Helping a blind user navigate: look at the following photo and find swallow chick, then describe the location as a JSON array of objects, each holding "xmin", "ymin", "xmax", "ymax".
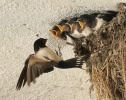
[
  {"xmin": 16, "ymin": 38, "xmax": 88, "ymax": 90},
  {"xmin": 93, "ymin": 10, "xmax": 118, "ymax": 31},
  {"xmin": 72, "ymin": 13, "xmax": 101, "ymax": 37},
  {"xmin": 76, "ymin": 13, "xmax": 100, "ymax": 37},
  {"xmin": 55, "ymin": 15, "xmax": 95, "ymax": 43},
  {"xmin": 60, "ymin": 17, "xmax": 78, "ymax": 45},
  {"xmin": 50, "ymin": 18, "xmax": 78, "ymax": 45},
  {"xmin": 54, "ymin": 15, "xmax": 97, "ymax": 41},
  {"xmin": 50, "ymin": 20, "xmax": 68, "ymax": 38},
  {"xmin": 76, "ymin": 11, "xmax": 118, "ymax": 37}
]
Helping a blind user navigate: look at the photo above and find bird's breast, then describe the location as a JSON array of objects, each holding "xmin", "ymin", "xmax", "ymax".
[
  {"xmin": 72, "ymin": 29, "xmax": 83, "ymax": 38},
  {"xmin": 36, "ymin": 49, "xmax": 50, "ymax": 61},
  {"xmin": 36, "ymin": 47, "xmax": 63, "ymax": 62},
  {"xmin": 81, "ymin": 27, "xmax": 93, "ymax": 37},
  {"xmin": 93, "ymin": 18, "xmax": 105, "ymax": 31}
]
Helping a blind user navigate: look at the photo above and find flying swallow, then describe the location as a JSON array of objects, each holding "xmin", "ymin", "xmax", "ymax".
[{"xmin": 16, "ymin": 38, "xmax": 88, "ymax": 90}]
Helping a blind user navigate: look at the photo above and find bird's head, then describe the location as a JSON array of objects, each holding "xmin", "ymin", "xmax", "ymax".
[
  {"xmin": 50, "ymin": 24, "xmax": 63, "ymax": 38},
  {"xmin": 50, "ymin": 20, "xmax": 68, "ymax": 38},
  {"xmin": 34, "ymin": 38, "xmax": 47, "ymax": 53},
  {"xmin": 76, "ymin": 20, "xmax": 85, "ymax": 30},
  {"xmin": 78, "ymin": 14, "xmax": 89, "ymax": 23},
  {"xmin": 76, "ymin": 14, "xmax": 89, "ymax": 30}
]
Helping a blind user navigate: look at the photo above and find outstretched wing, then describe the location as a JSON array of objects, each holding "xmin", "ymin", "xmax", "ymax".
[
  {"xmin": 55, "ymin": 55, "xmax": 89, "ymax": 69},
  {"xmin": 16, "ymin": 55, "xmax": 31, "ymax": 90},
  {"xmin": 16, "ymin": 55, "xmax": 57, "ymax": 90}
]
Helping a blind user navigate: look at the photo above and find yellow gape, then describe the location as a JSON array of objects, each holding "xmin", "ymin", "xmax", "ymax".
[
  {"xmin": 56, "ymin": 24, "xmax": 63, "ymax": 33},
  {"xmin": 76, "ymin": 21, "xmax": 85, "ymax": 29},
  {"xmin": 50, "ymin": 30, "xmax": 57, "ymax": 37},
  {"xmin": 50, "ymin": 24, "xmax": 63, "ymax": 37}
]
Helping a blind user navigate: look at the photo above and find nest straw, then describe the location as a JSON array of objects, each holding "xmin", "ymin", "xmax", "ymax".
[{"xmin": 73, "ymin": 3, "xmax": 126, "ymax": 100}]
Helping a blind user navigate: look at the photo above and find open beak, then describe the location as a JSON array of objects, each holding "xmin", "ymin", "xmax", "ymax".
[
  {"xmin": 56, "ymin": 24, "xmax": 63, "ymax": 33},
  {"xmin": 50, "ymin": 24, "xmax": 63, "ymax": 38},
  {"xmin": 50, "ymin": 30, "xmax": 57, "ymax": 37},
  {"xmin": 76, "ymin": 21, "xmax": 85, "ymax": 29}
]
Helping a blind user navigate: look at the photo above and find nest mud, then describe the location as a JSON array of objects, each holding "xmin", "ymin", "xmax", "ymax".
[{"xmin": 73, "ymin": 3, "xmax": 126, "ymax": 100}]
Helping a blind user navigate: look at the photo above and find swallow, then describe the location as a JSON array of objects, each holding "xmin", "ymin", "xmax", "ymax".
[
  {"xmin": 58, "ymin": 16, "xmax": 93, "ymax": 44},
  {"xmin": 16, "ymin": 38, "xmax": 88, "ymax": 90},
  {"xmin": 62, "ymin": 11, "xmax": 118, "ymax": 44},
  {"xmin": 76, "ymin": 11, "xmax": 118, "ymax": 37},
  {"xmin": 50, "ymin": 18, "xmax": 78, "ymax": 45},
  {"xmin": 50, "ymin": 16, "xmax": 94, "ymax": 44},
  {"xmin": 50, "ymin": 20, "xmax": 68, "ymax": 38},
  {"xmin": 60, "ymin": 17, "xmax": 78, "ymax": 45}
]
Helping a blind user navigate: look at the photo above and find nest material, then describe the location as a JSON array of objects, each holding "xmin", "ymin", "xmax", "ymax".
[{"xmin": 73, "ymin": 3, "xmax": 126, "ymax": 100}]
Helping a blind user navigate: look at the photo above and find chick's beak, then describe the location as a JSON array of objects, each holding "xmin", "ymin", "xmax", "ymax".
[
  {"xmin": 56, "ymin": 24, "xmax": 63, "ymax": 33},
  {"xmin": 50, "ymin": 30, "xmax": 57, "ymax": 37},
  {"xmin": 76, "ymin": 20, "xmax": 85, "ymax": 29}
]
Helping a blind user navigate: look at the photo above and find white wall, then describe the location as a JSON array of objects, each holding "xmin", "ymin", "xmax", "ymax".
[{"xmin": 0, "ymin": 0, "xmax": 125, "ymax": 100}]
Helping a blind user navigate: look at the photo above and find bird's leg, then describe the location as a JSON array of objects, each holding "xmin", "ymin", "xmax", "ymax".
[
  {"xmin": 58, "ymin": 44, "xmax": 62, "ymax": 57},
  {"xmin": 55, "ymin": 50, "xmax": 59, "ymax": 55},
  {"xmin": 55, "ymin": 44, "xmax": 62, "ymax": 57}
]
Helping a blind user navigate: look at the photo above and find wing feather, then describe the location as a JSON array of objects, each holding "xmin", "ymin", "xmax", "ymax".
[
  {"xmin": 16, "ymin": 55, "xmax": 57, "ymax": 90},
  {"xmin": 16, "ymin": 55, "xmax": 31, "ymax": 90},
  {"xmin": 56, "ymin": 55, "xmax": 89, "ymax": 69}
]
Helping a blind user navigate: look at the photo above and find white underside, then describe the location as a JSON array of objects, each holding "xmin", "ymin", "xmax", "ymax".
[
  {"xmin": 71, "ymin": 29, "xmax": 83, "ymax": 38},
  {"xmin": 36, "ymin": 47, "xmax": 63, "ymax": 62},
  {"xmin": 93, "ymin": 18, "xmax": 105, "ymax": 31},
  {"xmin": 72, "ymin": 28, "xmax": 93, "ymax": 37},
  {"xmin": 81, "ymin": 27, "xmax": 93, "ymax": 37}
]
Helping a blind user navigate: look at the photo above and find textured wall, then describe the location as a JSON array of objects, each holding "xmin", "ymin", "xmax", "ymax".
[{"xmin": 0, "ymin": 0, "xmax": 125, "ymax": 100}]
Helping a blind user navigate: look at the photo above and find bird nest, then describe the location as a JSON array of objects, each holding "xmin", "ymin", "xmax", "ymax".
[{"xmin": 73, "ymin": 3, "xmax": 126, "ymax": 100}]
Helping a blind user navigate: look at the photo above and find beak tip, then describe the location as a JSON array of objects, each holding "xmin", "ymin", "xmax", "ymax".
[{"xmin": 50, "ymin": 30, "xmax": 57, "ymax": 37}]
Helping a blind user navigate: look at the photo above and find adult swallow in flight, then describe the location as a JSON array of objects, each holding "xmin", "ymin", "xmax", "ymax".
[{"xmin": 16, "ymin": 38, "xmax": 88, "ymax": 90}]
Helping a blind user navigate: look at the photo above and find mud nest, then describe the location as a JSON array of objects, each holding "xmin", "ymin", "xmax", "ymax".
[{"xmin": 73, "ymin": 3, "xmax": 126, "ymax": 100}]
